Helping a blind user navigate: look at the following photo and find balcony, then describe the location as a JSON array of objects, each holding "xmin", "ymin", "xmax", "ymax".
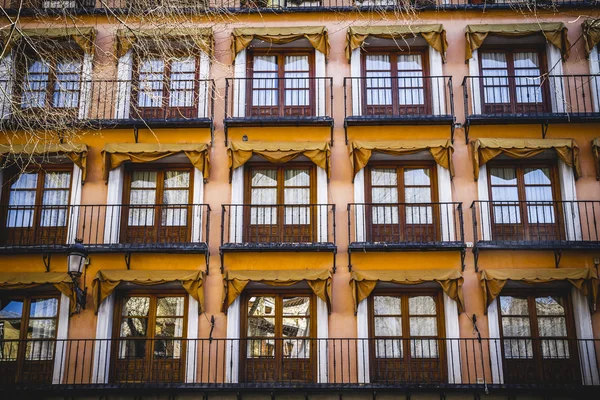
[
  {"xmin": 343, "ymin": 76, "xmax": 455, "ymax": 141},
  {"xmin": 0, "ymin": 0, "xmax": 596, "ymax": 14},
  {"xmin": 0, "ymin": 337, "xmax": 598, "ymax": 393},
  {"xmin": 347, "ymin": 202, "xmax": 466, "ymax": 270},
  {"xmin": 0, "ymin": 204, "xmax": 211, "ymax": 257},
  {"xmin": 0, "ymin": 79, "xmax": 215, "ymax": 134},
  {"xmin": 471, "ymin": 200, "xmax": 600, "ymax": 269},
  {"xmin": 223, "ymin": 77, "xmax": 333, "ymax": 144},
  {"xmin": 462, "ymin": 75, "xmax": 600, "ymax": 141}
]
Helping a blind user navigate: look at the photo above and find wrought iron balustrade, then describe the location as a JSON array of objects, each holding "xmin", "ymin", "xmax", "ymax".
[
  {"xmin": 0, "ymin": 337, "xmax": 598, "ymax": 390},
  {"xmin": 0, "ymin": 204, "xmax": 211, "ymax": 253}
]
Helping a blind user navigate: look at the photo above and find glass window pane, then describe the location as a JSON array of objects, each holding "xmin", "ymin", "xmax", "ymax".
[
  {"xmin": 29, "ymin": 298, "xmax": 58, "ymax": 318},
  {"xmin": 366, "ymin": 55, "xmax": 391, "ymax": 71},
  {"xmin": 283, "ymin": 296, "xmax": 310, "ymax": 316},
  {"xmin": 408, "ymin": 296, "xmax": 436, "ymax": 315},
  {"xmin": 284, "ymin": 169, "xmax": 310, "ymax": 187},
  {"xmin": 27, "ymin": 319, "xmax": 57, "ymax": 339},
  {"xmin": 164, "ymin": 171, "xmax": 190, "ymax": 188},
  {"xmin": 524, "ymin": 168, "xmax": 552, "ymax": 185},
  {"xmin": 482, "ymin": 52, "xmax": 508, "ymax": 69},
  {"xmin": 163, "ymin": 190, "xmax": 189, "ymax": 205},
  {"xmin": 282, "ymin": 317, "xmax": 310, "ymax": 337},
  {"xmin": 375, "ymin": 338, "xmax": 402, "ymax": 358},
  {"xmin": 535, "ymin": 296, "xmax": 565, "ymax": 316},
  {"xmin": 11, "ymin": 172, "xmax": 38, "ymax": 189},
  {"xmin": 410, "ymin": 338, "xmax": 438, "ymax": 358},
  {"xmin": 404, "ymin": 187, "xmax": 431, "ymax": 204},
  {"xmin": 131, "ymin": 171, "xmax": 157, "ymax": 188},
  {"xmin": 155, "ymin": 317, "xmax": 184, "ymax": 338},
  {"xmin": 374, "ymin": 296, "xmax": 401, "ymax": 315},
  {"xmin": 248, "ymin": 297, "xmax": 275, "ymax": 316},
  {"xmin": 538, "ymin": 316, "xmax": 567, "ymax": 337},
  {"xmin": 500, "ymin": 296, "xmax": 529, "ymax": 315},
  {"xmin": 0, "ymin": 299, "xmax": 23, "ymax": 318},
  {"xmin": 122, "ymin": 297, "xmax": 150, "ymax": 317},
  {"xmin": 118, "ymin": 340, "xmax": 146, "ymax": 359},
  {"xmin": 514, "ymin": 52, "xmax": 540, "ymax": 69},
  {"xmin": 247, "ymin": 338, "xmax": 275, "ymax": 358},
  {"xmin": 374, "ymin": 316, "xmax": 402, "ymax": 336},
  {"xmin": 371, "ymin": 168, "xmax": 397, "ymax": 186},
  {"xmin": 252, "ymin": 169, "xmax": 277, "ymax": 187},
  {"xmin": 490, "ymin": 168, "xmax": 517, "ymax": 186},
  {"xmin": 44, "ymin": 172, "xmax": 71, "ymax": 189},
  {"xmin": 156, "ymin": 297, "xmax": 185, "ymax": 317},
  {"xmin": 120, "ymin": 318, "xmax": 148, "ymax": 337},
  {"xmin": 247, "ymin": 317, "xmax": 275, "ymax": 337},
  {"xmin": 169, "ymin": 57, "xmax": 196, "ymax": 107},
  {"xmin": 372, "ymin": 187, "xmax": 398, "ymax": 204},
  {"xmin": 409, "ymin": 316, "xmax": 438, "ymax": 336},
  {"xmin": 541, "ymin": 339, "xmax": 570, "ymax": 359},
  {"xmin": 138, "ymin": 59, "xmax": 164, "ymax": 108},
  {"xmin": 397, "ymin": 54, "xmax": 423, "ymax": 71},
  {"xmin": 284, "ymin": 55, "xmax": 309, "ymax": 72},
  {"xmin": 154, "ymin": 339, "xmax": 182, "ymax": 358},
  {"xmin": 502, "ymin": 316, "xmax": 531, "ymax": 337},
  {"xmin": 404, "ymin": 168, "xmax": 430, "ymax": 186},
  {"xmin": 504, "ymin": 339, "xmax": 533, "ymax": 359},
  {"xmin": 254, "ymin": 55, "xmax": 278, "ymax": 72}
]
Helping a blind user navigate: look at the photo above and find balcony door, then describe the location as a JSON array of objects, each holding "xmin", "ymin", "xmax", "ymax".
[
  {"xmin": 244, "ymin": 165, "xmax": 315, "ymax": 244},
  {"xmin": 242, "ymin": 293, "xmax": 316, "ymax": 383},
  {"xmin": 133, "ymin": 55, "xmax": 199, "ymax": 120},
  {"xmin": 369, "ymin": 292, "xmax": 446, "ymax": 383},
  {"xmin": 248, "ymin": 51, "xmax": 314, "ymax": 118},
  {"xmin": 1, "ymin": 168, "xmax": 72, "ymax": 246},
  {"xmin": 487, "ymin": 164, "xmax": 562, "ymax": 242},
  {"xmin": 498, "ymin": 293, "xmax": 580, "ymax": 384},
  {"xmin": 112, "ymin": 294, "xmax": 187, "ymax": 383},
  {"xmin": 362, "ymin": 50, "xmax": 429, "ymax": 117},
  {"xmin": 366, "ymin": 164, "xmax": 438, "ymax": 243},
  {"xmin": 479, "ymin": 49, "xmax": 550, "ymax": 115},
  {"xmin": 121, "ymin": 166, "xmax": 193, "ymax": 245},
  {"xmin": 0, "ymin": 295, "xmax": 60, "ymax": 385}
]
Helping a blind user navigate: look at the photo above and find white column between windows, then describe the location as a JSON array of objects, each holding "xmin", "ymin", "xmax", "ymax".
[
  {"xmin": 191, "ymin": 168, "xmax": 205, "ymax": 243},
  {"xmin": 230, "ymin": 166, "xmax": 244, "ymax": 243},
  {"xmin": 198, "ymin": 51, "xmax": 210, "ymax": 119},
  {"xmin": 353, "ymin": 169, "xmax": 366, "ymax": 243},
  {"xmin": 115, "ymin": 50, "xmax": 133, "ymax": 119},
  {"xmin": 316, "ymin": 298, "xmax": 329, "ymax": 383},
  {"xmin": 571, "ymin": 287, "xmax": 600, "ymax": 385},
  {"xmin": 468, "ymin": 50, "xmax": 482, "ymax": 115},
  {"xmin": 547, "ymin": 45, "xmax": 565, "ymax": 113},
  {"xmin": 429, "ymin": 46, "xmax": 446, "ymax": 116},
  {"xmin": 315, "ymin": 50, "xmax": 327, "ymax": 117},
  {"xmin": 0, "ymin": 53, "xmax": 13, "ymax": 119},
  {"xmin": 185, "ymin": 297, "xmax": 199, "ymax": 383},
  {"xmin": 104, "ymin": 166, "xmax": 124, "ymax": 244},
  {"xmin": 437, "ymin": 165, "xmax": 454, "ymax": 241},
  {"xmin": 476, "ymin": 164, "xmax": 492, "ymax": 241},
  {"xmin": 67, "ymin": 165, "xmax": 83, "ymax": 245},
  {"xmin": 589, "ymin": 47, "xmax": 600, "ymax": 113},
  {"xmin": 78, "ymin": 52, "xmax": 93, "ymax": 120},
  {"xmin": 233, "ymin": 50, "xmax": 247, "ymax": 118},
  {"xmin": 356, "ymin": 299, "xmax": 370, "ymax": 383},
  {"xmin": 350, "ymin": 48, "xmax": 362, "ymax": 117},
  {"xmin": 443, "ymin": 293, "xmax": 461, "ymax": 384},
  {"xmin": 225, "ymin": 297, "xmax": 241, "ymax": 383},
  {"xmin": 486, "ymin": 299, "xmax": 504, "ymax": 384},
  {"xmin": 558, "ymin": 159, "xmax": 581, "ymax": 241},
  {"xmin": 317, "ymin": 166, "xmax": 328, "ymax": 243},
  {"xmin": 52, "ymin": 293, "xmax": 70, "ymax": 384},
  {"xmin": 92, "ymin": 293, "xmax": 115, "ymax": 384}
]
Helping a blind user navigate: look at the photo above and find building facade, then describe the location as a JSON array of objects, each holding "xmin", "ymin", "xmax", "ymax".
[{"xmin": 0, "ymin": 1, "xmax": 600, "ymax": 399}]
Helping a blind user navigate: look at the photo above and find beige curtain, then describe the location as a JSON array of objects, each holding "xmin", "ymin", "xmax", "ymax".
[
  {"xmin": 465, "ymin": 23, "xmax": 570, "ymax": 62},
  {"xmin": 1, "ymin": 27, "xmax": 96, "ymax": 54},
  {"xmin": 231, "ymin": 27, "xmax": 329, "ymax": 61},
  {"xmin": 101, "ymin": 143, "xmax": 210, "ymax": 182},
  {"xmin": 346, "ymin": 24, "xmax": 448, "ymax": 62},
  {"xmin": 470, "ymin": 138, "xmax": 581, "ymax": 181},
  {"xmin": 480, "ymin": 268, "xmax": 599, "ymax": 312},
  {"xmin": 228, "ymin": 141, "xmax": 330, "ymax": 179},
  {"xmin": 349, "ymin": 269, "xmax": 464, "ymax": 314},
  {"xmin": 584, "ymin": 20, "xmax": 600, "ymax": 57},
  {"xmin": 593, "ymin": 138, "xmax": 600, "ymax": 181},
  {"xmin": 92, "ymin": 269, "xmax": 205, "ymax": 313},
  {"xmin": 115, "ymin": 28, "xmax": 213, "ymax": 58},
  {"xmin": 0, "ymin": 143, "xmax": 89, "ymax": 182},
  {"xmin": 349, "ymin": 139, "xmax": 454, "ymax": 179},
  {"xmin": 222, "ymin": 269, "xmax": 332, "ymax": 312},
  {"xmin": 0, "ymin": 272, "xmax": 77, "ymax": 314}
]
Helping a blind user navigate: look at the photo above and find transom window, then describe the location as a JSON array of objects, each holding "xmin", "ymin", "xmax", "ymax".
[
  {"xmin": 362, "ymin": 50, "xmax": 428, "ymax": 116},
  {"xmin": 242, "ymin": 292, "xmax": 315, "ymax": 383},
  {"xmin": 113, "ymin": 293, "xmax": 187, "ymax": 383},
  {"xmin": 122, "ymin": 166, "xmax": 193, "ymax": 245},
  {"xmin": 488, "ymin": 164, "xmax": 559, "ymax": 241},
  {"xmin": 248, "ymin": 51, "xmax": 314, "ymax": 118},
  {"xmin": 369, "ymin": 292, "xmax": 445, "ymax": 383},
  {"xmin": 1, "ymin": 168, "xmax": 72, "ymax": 246},
  {"xmin": 366, "ymin": 164, "xmax": 436, "ymax": 243},
  {"xmin": 20, "ymin": 57, "xmax": 82, "ymax": 110},
  {"xmin": 480, "ymin": 49, "xmax": 548, "ymax": 114},
  {"xmin": 134, "ymin": 55, "xmax": 199, "ymax": 119},
  {"xmin": 498, "ymin": 293, "xmax": 580, "ymax": 384},
  {"xmin": 0, "ymin": 295, "xmax": 60, "ymax": 384},
  {"xmin": 244, "ymin": 165, "xmax": 315, "ymax": 243}
]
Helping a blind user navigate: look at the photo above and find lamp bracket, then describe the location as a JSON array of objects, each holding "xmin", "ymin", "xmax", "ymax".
[
  {"xmin": 125, "ymin": 252, "xmax": 132, "ymax": 269},
  {"xmin": 43, "ymin": 254, "xmax": 51, "ymax": 272}
]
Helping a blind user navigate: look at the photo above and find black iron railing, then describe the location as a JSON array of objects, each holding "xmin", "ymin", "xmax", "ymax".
[
  {"xmin": 0, "ymin": 79, "xmax": 215, "ymax": 127},
  {"xmin": 470, "ymin": 200, "xmax": 600, "ymax": 248},
  {"xmin": 0, "ymin": 204, "xmax": 211, "ymax": 252},
  {"xmin": 0, "ymin": 0, "xmax": 596, "ymax": 13},
  {"xmin": 343, "ymin": 76, "xmax": 455, "ymax": 123},
  {"xmin": 462, "ymin": 75, "xmax": 600, "ymax": 122},
  {"xmin": 220, "ymin": 204, "xmax": 336, "ymax": 249},
  {"xmin": 0, "ymin": 338, "xmax": 598, "ymax": 389}
]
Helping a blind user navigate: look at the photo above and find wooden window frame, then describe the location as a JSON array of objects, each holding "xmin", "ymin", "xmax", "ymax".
[
  {"xmin": 364, "ymin": 161, "xmax": 439, "ymax": 243},
  {"xmin": 0, "ymin": 293, "xmax": 61, "ymax": 384},
  {"xmin": 486, "ymin": 160, "xmax": 563, "ymax": 242},
  {"xmin": 132, "ymin": 53, "xmax": 201, "ymax": 120},
  {"xmin": 497, "ymin": 288, "xmax": 581, "ymax": 384},
  {"xmin": 478, "ymin": 46, "xmax": 551, "ymax": 115},
  {"xmin": 0, "ymin": 165, "xmax": 73, "ymax": 246},
  {"xmin": 240, "ymin": 289, "xmax": 317, "ymax": 383},
  {"xmin": 120, "ymin": 164, "xmax": 194, "ymax": 245},
  {"xmin": 361, "ymin": 47, "xmax": 430, "ymax": 116},
  {"xmin": 110, "ymin": 290, "xmax": 189, "ymax": 384},
  {"xmin": 243, "ymin": 163, "xmax": 317, "ymax": 244},
  {"xmin": 247, "ymin": 48, "xmax": 316, "ymax": 118},
  {"xmin": 368, "ymin": 289, "xmax": 447, "ymax": 383}
]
